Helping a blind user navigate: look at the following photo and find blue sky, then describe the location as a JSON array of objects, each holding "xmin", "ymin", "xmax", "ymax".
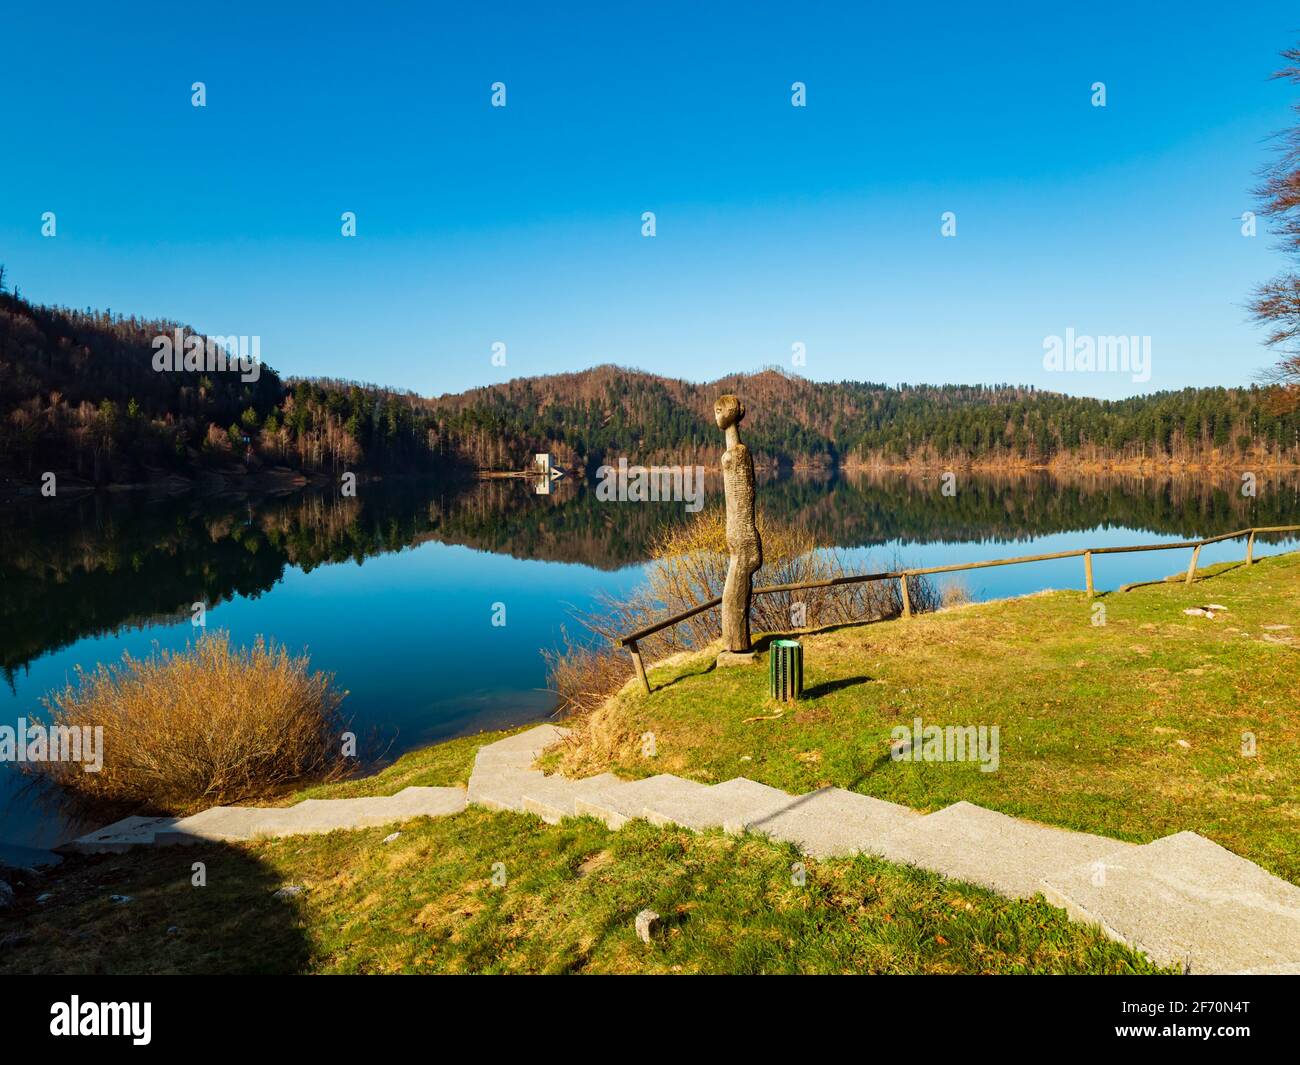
[{"xmin": 1, "ymin": 0, "xmax": 1297, "ymax": 398}]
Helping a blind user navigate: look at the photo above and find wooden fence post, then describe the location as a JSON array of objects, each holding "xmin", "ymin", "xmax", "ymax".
[
  {"xmin": 1084, "ymin": 551, "xmax": 1094, "ymax": 597},
  {"xmin": 627, "ymin": 640, "xmax": 651, "ymax": 695},
  {"xmin": 1246, "ymin": 530, "xmax": 1256, "ymax": 566},
  {"xmin": 900, "ymin": 575, "xmax": 912, "ymax": 619},
  {"xmin": 1185, "ymin": 544, "xmax": 1202, "ymax": 586}
]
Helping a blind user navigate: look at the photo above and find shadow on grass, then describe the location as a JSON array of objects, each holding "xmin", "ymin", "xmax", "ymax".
[
  {"xmin": 846, "ymin": 749, "xmax": 900, "ymax": 788},
  {"xmin": 0, "ymin": 839, "xmax": 311, "ymax": 975},
  {"xmin": 1191, "ymin": 561, "xmax": 1247, "ymax": 582},
  {"xmin": 643, "ymin": 614, "xmax": 908, "ymax": 695},
  {"xmin": 802, "ymin": 675, "xmax": 874, "ymax": 698},
  {"xmin": 1116, "ymin": 558, "xmax": 1255, "ymax": 593},
  {"xmin": 751, "ymin": 618, "xmax": 897, "ymax": 653},
  {"xmin": 743, "ymin": 749, "xmax": 899, "ymax": 839},
  {"xmin": 652, "ymin": 659, "xmax": 717, "ymax": 692}
]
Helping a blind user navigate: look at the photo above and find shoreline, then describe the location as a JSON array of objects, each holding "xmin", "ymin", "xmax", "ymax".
[
  {"xmin": 6, "ymin": 459, "xmax": 1299, "ymax": 501},
  {"xmin": 0, "ymin": 467, "xmax": 474, "ymax": 504},
  {"xmin": 841, "ymin": 458, "xmax": 1300, "ymax": 472}
]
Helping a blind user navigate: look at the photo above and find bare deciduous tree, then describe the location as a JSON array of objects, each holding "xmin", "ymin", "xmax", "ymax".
[{"xmin": 1251, "ymin": 45, "xmax": 1300, "ymax": 411}]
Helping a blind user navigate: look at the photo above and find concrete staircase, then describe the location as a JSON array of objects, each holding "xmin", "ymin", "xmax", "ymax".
[
  {"xmin": 870, "ymin": 801, "xmax": 1140, "ymax": 899},
  {"xmin": 65, "ymin": 724, "xmax": 1300, "ymax": 974},
  {"xmin": 65, "ymin": 786, "xmax": 466, "ymax": 852}
]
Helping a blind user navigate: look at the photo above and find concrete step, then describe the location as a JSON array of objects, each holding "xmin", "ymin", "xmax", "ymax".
[
  {"xmin": 300, "ymin": 787, "xmax": 464, "ymax": 818},
  {"xmin": 873, "ymin": 800, "xmax": 1139, "ymax": 899},
  {"xmin": 152, "ymin": 806, "xmax": 268, "ymax": 846},
  {"xmin": 642, "ymin": 777, "xmax": 793, "ymax": 833},
  {"xmin": 472, "ymin": 748, "xmax": 542, "ymax": 770},
  {"xmin": 63, "ymin": 816, "xmax": 179, "ymax": 854},
  {"xmin": 1040, "ymin": 831, "xmax": 1300, "ymax": 974},
  {"xmin": 467, "ymin": 767, "xmax": 549, "ymax": 813},
  {"xmin": 292, "ymin": 789, "xmax": 458, "ymax": 810},
  {"xmin": 62, "ymin": 719, "xmax": 1300, "ymax": 979},
  {"xmin": 740, "ymin": 787, "xmax": 922, "ymax": 858},
  {"xmin": 476, "ymin": 725, "xmax": 569, "ymax": 760},
  {"xmin": 388, "ymin": 786, "xmax": 468, "ymax": 817},
  {"xmin": 249, "ymin": 800, "xmax": 382, "ymax": 836},
  {"xmin": 574, "ymin": 774, "xmax": 712, "ymax": 829},
  {"xmin": 64, "ymin": 727, "xmax": 556, "ymax": 849},
  {"xmin": 497, "ymin": 723, "xmax": 571, "ymax": 749},
  {"xmin": 519, "ymin": 773, "xmax": 624, "ymax": 824},
  {"xmin": 247, "ymin": 792, "xmax": 461, "ymax": 837},
  {"xmin": 470, "ymin": 724, "xmax": 571, "ymax": 773}
]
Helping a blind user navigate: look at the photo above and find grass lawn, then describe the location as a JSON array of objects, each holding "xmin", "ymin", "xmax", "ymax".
[
  {"xmin": 553, "ymin": 551, "xmax": 1300, "ymax": 886},
  {"xmin": 7, "ymin": 555, "xmax": 1294, "ymax": 975},
  {"xmin": 287, "ymin": 727, "xmax": 524, "ymax": 801},
  {"xmin": 0, "ymin": 808, "xmax": 1167, "ymax": 974}
]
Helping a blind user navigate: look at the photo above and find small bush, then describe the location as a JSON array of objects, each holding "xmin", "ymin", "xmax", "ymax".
[
  {"xmin": 939, "ymin": 578, "xmax": 974, "ymax": 609},
  {"xmin": 29, "ymin": 632, "xmax": 348, "ymax": 813},
  {"xmin": 541, "ymin": 627, "xmax": 639, "ymax": 722}
]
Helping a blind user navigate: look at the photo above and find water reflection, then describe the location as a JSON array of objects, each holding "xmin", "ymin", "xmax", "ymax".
[
  {"xmin": 2, "ymin": 469, "xmax": 1297, "ymax": 857},
  {"xmin": 3, "ymin": 469, "xmax": 1298, "ymax": 682}
]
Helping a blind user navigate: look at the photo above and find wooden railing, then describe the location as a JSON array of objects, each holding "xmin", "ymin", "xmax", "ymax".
[{"xmin": 617, "ymin": 524, "xmax": 1300, "ymax": 694}]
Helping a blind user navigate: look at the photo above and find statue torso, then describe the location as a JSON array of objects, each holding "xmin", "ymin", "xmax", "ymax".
[{"xmin": 721, "ymin": 443, "xmax": 759, "ymax": 550}]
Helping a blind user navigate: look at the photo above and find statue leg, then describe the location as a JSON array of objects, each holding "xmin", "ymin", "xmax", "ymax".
[
  {"xmin": 721, "ymin": 555, "xmax": 742, "ymax": 651},
  {"xmin": 722, "ymin": 545, "xmax": 757, "ymax": 652}
]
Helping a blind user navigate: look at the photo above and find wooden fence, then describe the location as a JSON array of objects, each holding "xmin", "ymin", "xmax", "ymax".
[{"xmin": 617, "ymin": 524, "xmax": 1300, "ymax": 695}]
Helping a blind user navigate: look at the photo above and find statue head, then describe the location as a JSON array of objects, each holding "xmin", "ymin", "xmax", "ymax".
[{"xmin": 713, "ymin": 394, "xmax": 745, "ymax": 430}]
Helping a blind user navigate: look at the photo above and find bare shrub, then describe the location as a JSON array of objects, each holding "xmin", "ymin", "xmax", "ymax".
[
  {"xmin": 939, "ymin": 578, "xmax": 974, "ymax": 609},
  {"xmin": 28, "ymin": 631, "xmax": 348, "ymax": 814},
  {"xmin": 546, "ymin": 507, "xmax": 938, "ymax": 717},
  {"xmin": 540, "ymin": 626, "xmax": 640, "ymax": 721}
]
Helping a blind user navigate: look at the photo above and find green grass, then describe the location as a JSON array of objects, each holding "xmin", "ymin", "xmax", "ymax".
[
  {"xmin": 0, "ymin": 810, "xmax": 1167, "ymax": 974},
  {"xmin": 7, "ymin": 555, "xmax": 1293, "ymax": 975},
  {"xmin": 286, "ymin": 726, "xmax": 525, "ymax": 802},
  {"xmin": 557, "ymin": 552, "xmax": 1300, "ymax": 885}
]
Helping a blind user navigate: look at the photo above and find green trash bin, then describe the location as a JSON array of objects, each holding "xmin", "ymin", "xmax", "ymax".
[{"xmin": 769, "ymin": 639, "xmax": 803, "ymax": 702}]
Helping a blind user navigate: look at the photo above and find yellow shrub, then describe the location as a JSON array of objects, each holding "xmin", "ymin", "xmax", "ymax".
[{"xmin": 30, "ymin": 632, "xmax": 347, "ymax": 814}]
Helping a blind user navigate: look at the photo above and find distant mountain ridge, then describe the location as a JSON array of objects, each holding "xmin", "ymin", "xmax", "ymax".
[
  {"xmin": 425, "ymin": 363, "xmax": 1300, "ymax": 472},
  {"xmin": 3, "ymin": 284, "xmax": 1299, "ymax": 490}
]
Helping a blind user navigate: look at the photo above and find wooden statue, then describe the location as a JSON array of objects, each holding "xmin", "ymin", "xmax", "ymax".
[{"xmin": 714, "ymin": 394, "xmax": 762, "ymax": 654}]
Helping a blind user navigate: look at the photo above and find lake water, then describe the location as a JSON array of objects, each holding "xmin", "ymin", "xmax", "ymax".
[{"xmin": 2, "ymin": 470, "xmax": 1297, "ymax": 862}]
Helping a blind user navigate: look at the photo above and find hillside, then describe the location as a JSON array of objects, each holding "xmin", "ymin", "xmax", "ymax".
[
  {"xmin": 4, "ymin": 282, "xmax": 1300, "ymax": 489},
  {"xmin": 0, "ymin": 289, "xmax": 457, "ymax": 490},
  {"xmin": 428, "ymin": 365, "xmax": 1300, "ymax": 472},
  {"xmin": 554, "ymin": 551, "xmax": 1300, "ymax": 887}
]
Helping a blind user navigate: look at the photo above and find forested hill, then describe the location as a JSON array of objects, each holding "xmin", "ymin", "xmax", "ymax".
[
  {"xmin": 0, "ymin": 289, "xmax": 452, "ymax": 487},
  {"xmin": 429, "ymin": 365, "xmax": 1300, "ymax": 471},
  {"xmin": 3, "ymin": 284, "xmax": 1299, "ymax": 489}
]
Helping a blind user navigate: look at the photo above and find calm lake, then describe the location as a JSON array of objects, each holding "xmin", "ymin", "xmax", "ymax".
[{"xmin": 2, "ymin": 470, "xmax": 1297, "ymax": 862}]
